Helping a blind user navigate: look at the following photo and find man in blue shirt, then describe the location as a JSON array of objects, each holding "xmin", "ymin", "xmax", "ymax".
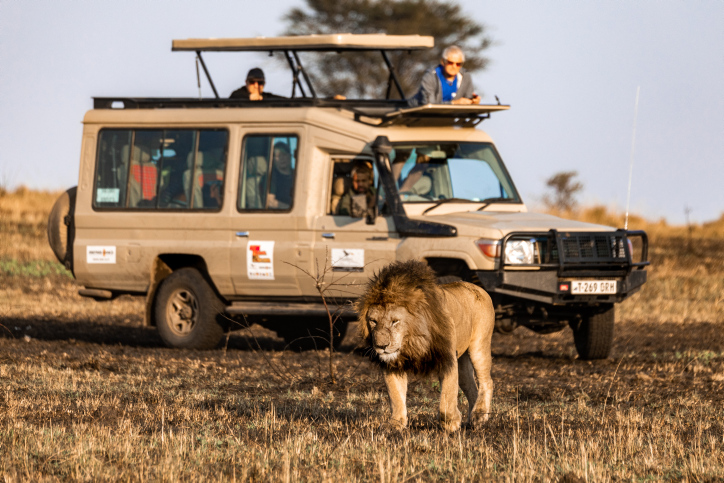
[{"xmin": 409, "ymin": 46, "xmax": 481, "ymax": 106}]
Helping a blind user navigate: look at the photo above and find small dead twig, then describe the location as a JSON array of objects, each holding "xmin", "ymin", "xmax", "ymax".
[
  {"xmin": 600, "ymin": 356, "xmax": 624, "ymax": 424},
  {"xmin": 223, "ymin": 312, "xmax": 294, "ymax": 384}
]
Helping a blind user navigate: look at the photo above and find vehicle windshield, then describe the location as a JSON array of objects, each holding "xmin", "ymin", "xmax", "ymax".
[{"xmin": 389, "ymin": 142, "xmax": 520, "ymax": 204}]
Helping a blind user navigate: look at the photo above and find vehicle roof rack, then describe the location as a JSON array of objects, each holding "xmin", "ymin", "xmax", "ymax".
[
  {"xmin": 172, "ymin": 33, "xmax": 434, "ymax": 101},
  {"xmin": 92, "ymin": 97, "xmax": 509, "ymax": 127},
  {"xmin": 92, "ymin": 97, "xmax": 407, "ymax": 110},
  {"xmin": 353, "ymin": 104, "xmax": 511, "ymax": 127}
]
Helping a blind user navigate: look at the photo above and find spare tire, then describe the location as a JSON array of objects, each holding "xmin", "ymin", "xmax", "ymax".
[{"xmin": 47, "ymin": 187, "xmax": 77, "ymax": 271}]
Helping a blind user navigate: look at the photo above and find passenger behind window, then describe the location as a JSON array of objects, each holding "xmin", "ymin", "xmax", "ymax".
[
  {"xmin": 187, "ymin": 149, "xmax": 224, "ymax": 209},
  {"xmin": 267, "ymin": 142, "xmax": 294, "ymax": 209},
  {"xmin": 330, "ymin": 176, "xmax": 350, "ymax": 214},
  {"xmin": 124, "ymin": 144, "xmax": 157, "ymax": 208},
  {"xmin": 244, "ymin": 155, "xmax": 268, "ymax": 209}
]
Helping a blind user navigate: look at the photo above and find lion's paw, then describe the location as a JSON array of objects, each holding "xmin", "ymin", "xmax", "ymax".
[
  {"xmin": 439, "ymin": 414, "xmax": 462, "ymax": 432},
  {"xmin": 470, "ymin": 411, "xmax": 490, "ymax": 428},
  {"xmin": 383, "ymin": 417, "xmax": 407, "ymax": 433}
]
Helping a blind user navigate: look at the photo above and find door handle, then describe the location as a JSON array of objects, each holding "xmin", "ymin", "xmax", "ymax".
[
  {"xmin": 236, "ymin": 231, "xmax": 250, "ymax": 237},
  {"xmin": 321, "ymin": 233, "xmax": 335, "ymax": 239}
]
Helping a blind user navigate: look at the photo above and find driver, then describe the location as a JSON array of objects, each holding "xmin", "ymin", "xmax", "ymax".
[
  {"xmin": 337, "ymin": 161, "xmax": 376, "ymax": 217},
  {"xmin": 398, "ymin": 148, "xmax": 433, "ymax": 193}
]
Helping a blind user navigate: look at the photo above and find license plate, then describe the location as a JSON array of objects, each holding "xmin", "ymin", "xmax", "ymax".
[{"xmin": 571, "ymin": 280, "xmax": 617, "ymax": 294}]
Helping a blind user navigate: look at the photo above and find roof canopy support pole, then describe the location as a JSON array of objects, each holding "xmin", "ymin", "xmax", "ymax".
[
  {"xmin": 195, "ymin": 51, "xmax": 219, "ymax": 99},
  {"xmin": 380, "ymin": 50, "xmax": 406, "ymax": 100},
  {"xmin": 283, "ymin": 50, "xmax": 307, "ymax": 98},
  {"xmin": 292, "ymin": 51, "xmax": 317, "ymax": 99}
]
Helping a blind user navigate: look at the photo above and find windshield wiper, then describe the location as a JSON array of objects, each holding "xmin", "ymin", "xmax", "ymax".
[
  {"xmin": 476, "ymin": 197, "xmax": 516, "ymax": 211},
  {"xmin": 422, "ymin": 198, "xmax": 477, "ymax": 215}
]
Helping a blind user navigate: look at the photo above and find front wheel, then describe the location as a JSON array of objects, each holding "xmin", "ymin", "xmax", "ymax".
[
  {"xmin": 154, "ymin": 268, "xmax": 225, "ymax": 349},
  {"xmin": 570, "ymin": 305, "xmax": 615, "ymax": 360}
]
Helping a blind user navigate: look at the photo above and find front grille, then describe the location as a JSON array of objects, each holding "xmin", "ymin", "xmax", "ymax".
[{"xmin": 559, "ymin": 233, "xmax": 627, "ymax": 263}]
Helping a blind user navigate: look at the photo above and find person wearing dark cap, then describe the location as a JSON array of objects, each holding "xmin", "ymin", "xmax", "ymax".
[{"xmin": 230, "ymin": 68, "xmax": 283, "ymax": 100}]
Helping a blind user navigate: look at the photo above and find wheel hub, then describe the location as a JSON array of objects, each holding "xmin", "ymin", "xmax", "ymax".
[{"xmin": 166, "ymin": 289, "xmax": 198, "ymax": 336}]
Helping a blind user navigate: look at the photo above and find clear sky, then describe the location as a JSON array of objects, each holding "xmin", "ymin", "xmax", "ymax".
[{"xmin": 1, "ymin": 1, "xmax": 722, "ymax": 224}]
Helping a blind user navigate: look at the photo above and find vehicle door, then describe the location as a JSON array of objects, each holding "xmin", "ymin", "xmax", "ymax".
[
  {"xmin": 229, "ymin": 132, "xmax": 304, "ymax": 297},
  {"xmin": 311, "ymin": 155, "xmax": 400, "ymax": 301}
]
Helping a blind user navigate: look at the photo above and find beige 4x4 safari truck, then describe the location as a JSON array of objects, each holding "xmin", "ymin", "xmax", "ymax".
[{"xmin": 47, "ymin": 34, "xmax": 648, "ymax": 359}]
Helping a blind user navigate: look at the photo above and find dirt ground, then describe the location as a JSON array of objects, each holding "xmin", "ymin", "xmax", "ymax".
[{"xmin": 1, "ymin": 274, "xmax": 723, "ymax": 481}]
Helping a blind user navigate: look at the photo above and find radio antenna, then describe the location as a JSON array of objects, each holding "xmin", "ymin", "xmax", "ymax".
[{"xmin": 624, "ymin": 86, "xmax": 640, "ymax": 230}]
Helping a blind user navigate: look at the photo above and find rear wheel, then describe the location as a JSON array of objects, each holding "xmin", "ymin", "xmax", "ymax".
[
  {"xmin": 154, "ymin": 268, "xmax": 225, "ymax": 349},
  {"xmin": 570, "ymin": 305, "xmax": 614, "ymax": 360}
]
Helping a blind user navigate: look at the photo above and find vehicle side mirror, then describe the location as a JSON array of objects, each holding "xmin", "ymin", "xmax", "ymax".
[{"xmin": 365, "ymin": 189, "xmax": 378, "ymax": 225}]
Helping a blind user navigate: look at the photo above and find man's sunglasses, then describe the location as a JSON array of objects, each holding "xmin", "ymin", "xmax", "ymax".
[
  {"xmin": 247, "ymin": 79, "xmax": 265, "ymax": 86},
  {"xmin": 444, "ymin": 59, "xmax": 463, "ymax": 67}
]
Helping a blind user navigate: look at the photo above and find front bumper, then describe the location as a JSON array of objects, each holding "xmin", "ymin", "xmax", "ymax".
[{"xmin": 476, "ymin": 229, "xmax": 649, "ymax": 305}]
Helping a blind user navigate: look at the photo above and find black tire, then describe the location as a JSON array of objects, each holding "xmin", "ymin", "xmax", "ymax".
[
  {"xmin": 570, "ymin": 305, "xmax": 615, "ymax": 360},
  {"xmin": 47, "ymin": 187, "xmax": 76, "ymax": 270},
  {"xmin": 437, "ymin": 275, "xmax": 462, "ymax": 285},
  {"xmin": 154, "ymin": 268, "xmax": 225, "ymax": 350},
  {"xmin": 276, "ymin": 317, "xmax": 349, "ymax": 351}
]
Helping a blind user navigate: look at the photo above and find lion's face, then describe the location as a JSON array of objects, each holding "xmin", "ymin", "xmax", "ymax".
[{"xmin": 366, "ymin": 304, "xmax": 410, "ymax": 363}]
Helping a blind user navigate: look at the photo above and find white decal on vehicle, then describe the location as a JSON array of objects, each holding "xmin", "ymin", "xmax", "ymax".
[
  {"xmin": 332, "ymin": 248, "xmax": 365, "ymax": 271},
  {"xmin": 96, "ymin": 188, "xmax": 120, "ymax": 203},
  {"xmin": 87, "ymin": 246, "xmax": 116, "ymax": 264},
  {"xmin": 247, "ymin": 241, "xmax": 275, "ymax": 280}
]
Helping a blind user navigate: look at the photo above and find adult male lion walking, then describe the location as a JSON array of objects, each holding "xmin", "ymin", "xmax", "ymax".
[{"xmin": 358, "ymin": 260, "xmax": 495, "ymax": 432}]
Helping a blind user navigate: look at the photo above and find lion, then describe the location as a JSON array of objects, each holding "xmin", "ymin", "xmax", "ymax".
[{"xmin": 357, "ymin": 259, "xmax": 495, "ymax": 432}]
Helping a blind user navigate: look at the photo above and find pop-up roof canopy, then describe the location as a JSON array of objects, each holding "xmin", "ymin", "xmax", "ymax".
[
  {"xmin": 172, "ymin": 33, "xmax": 434, "ymax": 52},
  {"xmin": 93, "ymin": 34, "xmax": 510, "ymax": 127},
  {"xmin": 172, "ymin": 33, "xmax": 434, "ymax": 100}
]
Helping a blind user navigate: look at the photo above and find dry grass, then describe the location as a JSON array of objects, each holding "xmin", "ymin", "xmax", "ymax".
[
  {"xmin": 0, "ymin": 187, "xmax": 61, "ymax": 263},
  {"xmin": 1, "ymin": 189, "xmax": 723, "ymax": 481}
]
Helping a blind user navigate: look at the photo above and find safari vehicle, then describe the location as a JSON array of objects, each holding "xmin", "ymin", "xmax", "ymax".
[{"xmin": 48, "ymin": 34, "xmax": 648, "ymax": 359}]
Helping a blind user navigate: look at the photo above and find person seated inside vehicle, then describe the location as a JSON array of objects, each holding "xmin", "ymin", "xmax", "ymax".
[
  {"xmin": 244, "ymin": 154, "xmax": 268, "ymax": 209},
  {"xmin": 336, "ymin": 161, "xmax": 376, "ymax": 218},
  {"xmin": 266, "ymin": 141, "xmax": 294, "ymax": 209},
  {"xmin": 330, "ymin": 175, "xmax": 350, "ymax": 214},
  {"xmin": 398, "ymin": 149, "xmax": 433, "ymax": 193}
]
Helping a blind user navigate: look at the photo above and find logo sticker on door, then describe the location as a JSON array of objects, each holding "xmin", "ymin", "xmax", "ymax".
[
  {"xmin": 331, "ymin": 248, "xmax": 365, "ymax": 272},
  {"xmin": 86, "ymin": 246, "xmax": 116, "ymax": 264},
  {"xmin": 247, "ymin": 241, "xmax": 275, "ymax": 280}
]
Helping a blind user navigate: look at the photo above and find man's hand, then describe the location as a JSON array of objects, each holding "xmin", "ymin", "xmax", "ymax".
[
  {"xmin": 266, "ymin": 193, "xmax": 279, "ymax": 208},
  {"xmin": 451, "ymin": 95, "xmax": 481, "ymax": 105},
  {"xmin": 452, "ymin": 97, "xmax": 473, "ymax": 105},
  {"xmin": 249, "ymin": 92, "xmax": 263, "ymax": 101}
]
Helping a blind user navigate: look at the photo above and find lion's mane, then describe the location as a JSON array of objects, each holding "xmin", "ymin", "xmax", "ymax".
[{"xmin": 357, "ymin": 260, "xmax": 455, "ymax": 375}]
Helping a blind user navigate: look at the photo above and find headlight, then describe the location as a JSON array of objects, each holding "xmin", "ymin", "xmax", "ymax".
[{"xmin": 504, "ymin": 239, "xmax": 535, "ymax": 264}]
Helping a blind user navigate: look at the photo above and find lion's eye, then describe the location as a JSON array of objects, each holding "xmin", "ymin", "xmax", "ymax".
[
  {"xmin": 392, "ymin": 320, "xmax": 400, "ymax": 326},
  {"xmin": 369, "ymin": 320, "xmax": 377, "ymax": 328}
]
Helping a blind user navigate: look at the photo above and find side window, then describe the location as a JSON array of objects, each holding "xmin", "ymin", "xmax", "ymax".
[
  {"xmin": 94, "ymin": 130, "xmax": 132, "ymax": 208},
  {"xmin": 93, "ymin": 129, "xmax": 228, "ymax": 210},
  {"xmin": 238, "ymin": 135, "xmax": 298, "ymax": 211},
  {"xmin": 329, "ymin": 157, "xmax": 377, "ymax": 217}
]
